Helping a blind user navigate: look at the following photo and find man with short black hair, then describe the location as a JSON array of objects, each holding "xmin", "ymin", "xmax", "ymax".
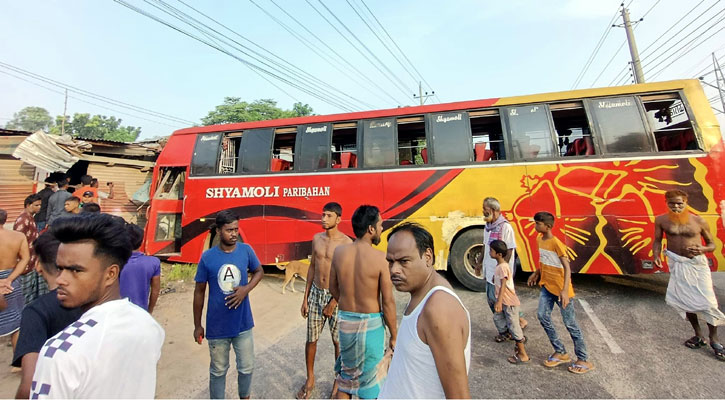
[
  {"xmin": 63, "ymin": 197, "xmax": 80, "ymax": 215},
  {"xmin": 45, "ymin": 178, "xmax": 72, "ymax": 226},
  {"xmin": 120, "ymin": 224, "xmax": 160, "ymax": 313},
  {"xmin": 380, "ymin": 222, "xmax": 470, "ymax": 399},
  {"xmin": 14, "ymin": 194, "xmax": 48, "ymax": 304},
  {"xmin": 13, "ymin": 232, "xmax": 83, "ymax": 399},
  {"xmin": 72, "ymin": 175, "xmax": 97, "ymax": 203},
  {"xmin": 31, "ymin": 214, "xmax": 165, "ymax": 398},
  {"xmin": 34, "ymin": 178, "xmax": 57, "ymax": 231},
  {"xmin": 193, "ymin": 209, "xmax": 264, "ymax": 399},
  {"xmin": 329, "ymin": 205, "xmax": 397, "ymax": 399}
]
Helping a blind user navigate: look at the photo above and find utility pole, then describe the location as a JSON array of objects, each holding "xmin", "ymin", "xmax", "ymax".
[
  {"xmin": 713, "ymin": 53, "xmax": 725, "ymax": 116},
  {"xmin": 61, "ymin": 89, "xmax": 68, "ymax": 135},
  {"xmin": 413, "ymin": 81, "xmax": 435, "ymax": 105},
  {"xmin": 616, "ymin": 4, "xmax": 645, "ymax": 84}
]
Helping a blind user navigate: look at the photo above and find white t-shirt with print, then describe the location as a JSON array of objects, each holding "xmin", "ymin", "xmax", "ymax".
[
  {"xmin": 483, "ymin": 222, "xmax": 517, "ymax": 284},
  {"xmin": 31, "ymin": 298, "xmax": 165, "ymax": 399}
]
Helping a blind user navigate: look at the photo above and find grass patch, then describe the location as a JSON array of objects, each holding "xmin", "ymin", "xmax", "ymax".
[{"xmin": 161, "ymin": 262, "xmax": 197, "ymax": 286}]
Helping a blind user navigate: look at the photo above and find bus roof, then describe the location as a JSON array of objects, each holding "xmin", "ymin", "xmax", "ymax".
[{"xmin": 172, "ymin": 79, "xmax": 703, "ymax": 136}]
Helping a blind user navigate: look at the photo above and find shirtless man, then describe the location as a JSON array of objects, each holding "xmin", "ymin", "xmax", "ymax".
[
  {"xmin": 0, "ymin": 209, "xmax": 30, "ymax": 353},
  {"xmin": 653, "ymin": 190, "xmax": 725, "ymax": 361},
  {"xmin": 298, "ymin": 202, "xmax": 352, "ymax": 399},
  {"xmin": 329, "ymin": 205, "xmax": 397, "ymax": 399}
]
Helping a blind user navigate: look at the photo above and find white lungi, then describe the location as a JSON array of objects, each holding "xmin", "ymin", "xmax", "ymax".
[{"xmin": 665, "ymin": 250, "xmax": 725, "ymax": 326}]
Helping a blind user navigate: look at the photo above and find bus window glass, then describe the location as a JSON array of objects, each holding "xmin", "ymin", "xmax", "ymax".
[
  {"xmin": 505, "ymin": 105, "xmax": 556, "ymax": 159},
  {"xmin": 331, "ymin": 123, "xmax": 357, "ymax": 168},
  {"xmin": 550, "ymin": 102, "xmax": 595, "ymax": 157},
  {"xmin": 239, "ymin": 128, "xmax": 274, "ymax": 173},
  {"xmin": 427, "ymin": 111, "xmax": 472, "ymax": 164},
  {"xmin": 218, "ymin": 134, "xmax": 240, "ymax": 174},
  {"xmin": 586, "ymin": 96, "xmax": 653, "ymax": 153},
  {"xmin": 641, "ymin": 93, "xmax": 700, "ymax": 151},
  {"xmin": 155, "ymin": 213, "xmax": 182, "ymax": 242},
  {"xmin": 397, "ymin": 117, "xmax": 426, "ymax": 165},
  {"xmin": 154, "ymin": 167, "xmax": 185, "ymax": 200},
  {"xmin": 470, "ymin": 110, "xmax": 505, "ymax": 161},
  {"xmin": 362, "ymin": 118, "xmax": 396, "ymax": 167},
  {"xmin": 272, "ymin": 129, "xmax": 295, "ymax": 171},
  {"xmin": 295, "ymin": 123, "xmax": 331, "ymax": 171},
  {"xmin": 191, "ymin": 133, "xmax": 222, "ymax": 176}
]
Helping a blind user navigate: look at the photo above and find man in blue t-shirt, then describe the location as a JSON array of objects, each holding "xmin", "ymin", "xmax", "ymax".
[{"xmin": 193, "ymin": 210, "xmax": 264, "ymax": 399}]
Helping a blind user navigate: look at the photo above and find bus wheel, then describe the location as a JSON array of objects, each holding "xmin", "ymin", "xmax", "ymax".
[{"xmin": 450, "ymin": 229, "xmax": 485, "ymax": 292}]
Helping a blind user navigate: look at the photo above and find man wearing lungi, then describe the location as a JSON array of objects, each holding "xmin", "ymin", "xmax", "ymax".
[
  {"xmin": 653, "ymin": 189, "xmax": 725, "ymax": 361},
  {"xmin": 0, "ymin": 209, "xmax": 30, "ymax": 355},
  {"xmin": 329, "ymin": 205, "xmax": 397, "ymax": 399}
]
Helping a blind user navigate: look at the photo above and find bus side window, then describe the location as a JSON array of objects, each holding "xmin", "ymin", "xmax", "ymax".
[
  {"xmin": 295, "ymin": 124, "xmax": 332, "ymax": 171},
  {"xmin": 191, "ymin": 133, "xmax": 222, "ymax": 176},
  {"xmin": 272, "ymin": 129, "xmax": 296, "ymax": 172},
  {"xmin": 398, "ymin": 116, "xmax": 426, "ymax": 165},
  {"xmin": 218, "ymin": 134, "xmax": 241, "ymax": 174},
  {"xmin": 585, "ymin": 96, "xmax": 654, "ymax": 154},
  {"xmin": 504, "ymin": 105, "xmax": 556, "ymax": 159},
  {"xmin": 238, "ymin": 128, "xmax": 274, "ymax": 174},
  {"xmin": 154, "ymin": 167, "xmax": 185, "ymax": 200},
  {"xmin": 331, "ymin": 122, "xmax": 357, "ymax": 168},
  {"xmin": 470, "ymin": 109, "xmax": 505, "ymax": 161},
  {"xmin": 550, "ymin": 102, "xmax": 595, "ymax": 157},
  {"xmin": 427, "ymin": 111, "xmax": 472, "ymax": 164},
  {"xmin": 641, "ymin": 93, "xmax": 700, "ymax": 152},
  {"xmin": 362, "ymin": 118, "xmax": 396, "ymax": 167}
]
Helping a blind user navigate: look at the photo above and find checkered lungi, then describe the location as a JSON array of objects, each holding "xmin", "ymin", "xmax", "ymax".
[
  {"xmin": 307, "ymin": 282, "xmax": 339, "ymax": 343},
  {"xmin": 0, "ymin": 269, "xmax": 23, "ymax": 336}
]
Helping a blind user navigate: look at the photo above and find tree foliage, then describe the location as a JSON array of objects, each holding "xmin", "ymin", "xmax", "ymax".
[
  {"xmin": 201, "ymin": 98, "xmax": 314, "ymax": 125},
  {"xmin": 50, "ymin": 113, "xmax": 141, "ymax": 142},
  {"xmin": 5, "ymin": 106, "xmax": 54, "ymax": 132}
]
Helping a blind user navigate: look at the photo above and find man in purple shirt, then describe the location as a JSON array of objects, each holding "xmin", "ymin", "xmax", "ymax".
[{"xmin": 120, "ymin": 224, "xmax": 161, "ymax": 313}]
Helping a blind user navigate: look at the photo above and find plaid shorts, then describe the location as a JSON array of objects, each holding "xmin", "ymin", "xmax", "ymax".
[{"xmin": 307, "ymin": 282, "xmax": 339, "ymax": 343}]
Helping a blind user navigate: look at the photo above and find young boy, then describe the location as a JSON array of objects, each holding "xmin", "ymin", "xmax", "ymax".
[
  {"xmin": 491, "ymin": 240, "xmax": 529, "ymax": 364},
  {"xmin": 63, "ymin": 197, "xmax": 81, "ymax": 215},
  {"xmin": 527, "ymin": 211, "xmax": 595, "ymax": 374}
]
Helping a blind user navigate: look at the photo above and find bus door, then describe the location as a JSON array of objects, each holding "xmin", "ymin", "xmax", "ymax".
[{"xmin": 144, "ymin": 166, "xmax": 186, "ymax": 257}]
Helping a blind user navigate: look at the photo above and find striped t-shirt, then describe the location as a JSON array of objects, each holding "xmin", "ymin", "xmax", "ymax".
[{"xmin": 537, "ymin": 236, "xmax": 575, "ymax": 298}]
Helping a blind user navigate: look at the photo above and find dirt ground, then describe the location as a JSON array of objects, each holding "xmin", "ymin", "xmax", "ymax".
[{"xmin": 0, "ymin": 269, "xmax": 310, "ymax": 399}]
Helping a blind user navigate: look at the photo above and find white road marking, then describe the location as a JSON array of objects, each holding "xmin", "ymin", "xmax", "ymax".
[{"xmin": 578, "ymin": 298, "xmax": 625, "ymax": 354}]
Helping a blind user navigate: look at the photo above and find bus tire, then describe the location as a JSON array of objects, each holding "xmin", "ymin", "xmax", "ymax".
[{"xmin": 450, "ymin": 229, "xmax": 486, "ymax": 292}]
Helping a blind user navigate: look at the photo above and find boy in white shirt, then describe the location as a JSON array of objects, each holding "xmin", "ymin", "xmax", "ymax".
[{"xmin": 31, "ymin": 213, "xmax": 165, "ymax": 399}]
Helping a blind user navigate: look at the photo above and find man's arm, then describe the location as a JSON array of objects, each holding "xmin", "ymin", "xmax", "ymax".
[
  {"xmin": 695, "ymin": 217, "xmax": 716, "ymax": 254},
  {"xmin": 193, "ymin": 282, "xmax": 206, "ymax": 344},
  {"xmin": 148, "ymin": 276, "xmax": 161, "ymax": 314},
  {"xmin": 494, "ymin": 276, "xmax": 506, "ymax": 313},
  {"xmin": 1, "ymin": 239, "xmax": 30, "ymax": 293},
  {"xmin": 301, "ymin": 247, "xmax": 316, "ymax": 318},
  {"xmin": 15, "ymin": 352, "xmax": 38, "ymax": 399},
  {"xmin": 379, "ymin": 263, "xmax": 397, "ymax": 350},
  {"xmin": 420, "ymin": 293, "xmax": 470, "ymax": 399},
  {"xmin": 653, "ymin": 218, "xmax": 664, "ymax": 268},
  {"xmin": 329, "ymin": 251, "xmax": 340, "ymax": 302},
  {"xmin": 560, "ymin": 255, "xmax": 572, "ymax": 309}
]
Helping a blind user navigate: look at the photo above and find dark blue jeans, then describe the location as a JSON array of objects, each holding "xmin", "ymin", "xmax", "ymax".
[{"xmin": 537, "ymin": 287, "xmax": 588, "ymax": 361}]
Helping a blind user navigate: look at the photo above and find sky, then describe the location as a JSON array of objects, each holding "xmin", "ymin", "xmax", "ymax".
[{"xmin": 1, "ymin": 0, "xmax": 724, "ymax": 140}]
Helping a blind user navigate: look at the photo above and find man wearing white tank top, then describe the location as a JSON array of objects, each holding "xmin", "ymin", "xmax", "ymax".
[{"xmin": 379, "ymin": 223, "xmax": 471, "ymax": 399}]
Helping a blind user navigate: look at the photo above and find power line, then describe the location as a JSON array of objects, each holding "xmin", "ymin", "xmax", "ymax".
[{"xmin": 0, "ymin": 61, "xmax": 195, "ymax": 125}]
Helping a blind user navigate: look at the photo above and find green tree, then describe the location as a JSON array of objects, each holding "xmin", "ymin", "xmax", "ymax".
[
  {"xmin": 5, "ymin": 106, "xmax": 54, "ymax": 132},
  {"xmin": 50, "ymin": 113, "xmax": 140, "ymax": 142},
  {"xmin": 201, "ymin": 97, "xmax": 314, "ymax": 125}
]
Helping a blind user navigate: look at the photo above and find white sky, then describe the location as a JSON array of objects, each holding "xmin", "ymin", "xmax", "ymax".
[{"xmin": 1, "ymin": 0, "xmax": 724, "ymax": 139}]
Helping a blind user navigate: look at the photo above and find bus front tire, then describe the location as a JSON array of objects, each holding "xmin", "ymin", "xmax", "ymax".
[{"xmin": 450, "ymin": 229, "xmax": 486, "ymax": 292}]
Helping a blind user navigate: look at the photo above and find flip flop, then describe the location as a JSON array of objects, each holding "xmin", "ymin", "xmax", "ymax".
[
  {"xmin": 684, "ymin": 336, "xmax": 706, "ymax": 349},
  {"xmin": 568, "ymin": 362, "xmax": 596, "ymax": 374},
  {"xmin": 494, "ymin": 332, "xmax": 513, "ymax": 342},
  {"xmin": 543, "ymin": 353, "xmax": 571, "ymax": 368},
  {"xmin": 711, "ymin": 342, "xmax": 725, "ymax": 361},
  {"xmin": 507, "ymin": 354, "xmax": 531, "ymax": 364},
  {"xmin": 296, "ymin": 384, "xmax": 314, "ymax": 399}
]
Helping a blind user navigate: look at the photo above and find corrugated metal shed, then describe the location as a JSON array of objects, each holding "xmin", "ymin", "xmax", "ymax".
[
  {"xmin": 0, "ymin": 157, "xmax": 36, "ymax": 223},
  {"xmin": 88, "ymin": 164, "xmax": 151, "ymax": 226}
]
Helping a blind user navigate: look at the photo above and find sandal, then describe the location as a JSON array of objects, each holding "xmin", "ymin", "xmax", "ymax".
[
  {"xmin": 711, "ymin": 342, "xmax": 725, "ymax": 361},
  {"xmin": 543, "ymin": 353, "xmax": 571, "ymax": 368},
  {"xmin": 568, "ymin": 361, "xmax": 596, "ymax": 374},
  {"xmin": 507, "ymin": 354, "xmax": 530, "ymax": 364},
  {"xmin": 296, "ymin": 384, "xmax": 314, "ymax": 399},
  {"xmin": 684, "ymin": 336, "xmax": 706, "ymax": 349},
  {"xmin": 494, "ymin": 332, "xmax": 513, "ymax": 342}
]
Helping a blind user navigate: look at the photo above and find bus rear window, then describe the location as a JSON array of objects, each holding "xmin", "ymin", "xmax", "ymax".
[
  {"xmin": 505, "ymin": 105, "xmax": 556, "ymax": 159},
  {"xmin": 586, "ymin": 96, "xmax": 653, "ymax": 154},
  {"xmin": 191, "ymin": 133, "xmax": 222, "ymax": 176},
  {"xmin": 362, "ymin": 118, "xmax": 396, "ymax": 167},
  {"xmin": 427, "ymin": 111, "xmax": 472, "ymax": 164}
]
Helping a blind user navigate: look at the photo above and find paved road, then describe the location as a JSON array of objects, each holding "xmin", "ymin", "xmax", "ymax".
[{"xmin": 254, "ymin": 269, "xmax": 725, "ymax": 399}]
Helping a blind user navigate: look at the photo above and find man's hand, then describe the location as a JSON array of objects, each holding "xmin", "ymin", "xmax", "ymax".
[
  {"xmin": 494, "ymin": 302, "xmax": 502, "ymax": 313},
  {"xmin": 0, "ymin": 279, "xmax": 13, "ymax": 294},
  {"xmin": 301, "ymin": 299, "xmax": 309, "ymax": 318},
  {"xmin": 225, "ymin": 285, "xmax": 250, "ymax": 309},
  {"xmin": 654, "ymin": 257, "xmax": 663, "ymax": 268},
  {"xmin": 560, "ymin": 291, "xmax": 570, "ymax": 309},
  {"xmin": 194, "ymin": 326, "xmax": 205, "ymax": 344},
  {"xmin": 322, "ymin": 301, "xmax": 336, "ymax": 318},
  {"xmin": 527, "ymin": 272, "xmax": 538, "ymax": 287},
  {"xmin": 389, "ymin": 336, "xmax": 396, "ymax": 351},
  {"xmin": 687, "ymin": 244, "xmax": 705, "ymax": 257}
]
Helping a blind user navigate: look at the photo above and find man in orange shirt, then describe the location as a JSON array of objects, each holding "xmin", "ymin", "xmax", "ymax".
[
  {"xmin": 72, "ymin": 175, "xmax": 98, "ymax": 203},
  {"xmin": 527, "ymin": 211, "xmax": 594, "ymax": 374}
]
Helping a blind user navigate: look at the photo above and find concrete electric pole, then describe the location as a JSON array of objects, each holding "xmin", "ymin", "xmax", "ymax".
[
  {"xmin": 615, "ymin": 4, "xmax": 645, "ymax": 84},
  {"xmin": 413, "ymin": 81, "xmax": 435, "ymax": 105}
]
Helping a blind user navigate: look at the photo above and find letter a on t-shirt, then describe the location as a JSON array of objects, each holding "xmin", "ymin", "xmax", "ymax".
[{"xmin": 217, "ymin": 263, "xmax": 242, "ymax": 294}]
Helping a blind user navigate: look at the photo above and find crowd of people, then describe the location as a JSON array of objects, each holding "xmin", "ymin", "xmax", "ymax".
[{"xmin": 0, "ymin": 180, "xmax": 723, "ymax": 398}]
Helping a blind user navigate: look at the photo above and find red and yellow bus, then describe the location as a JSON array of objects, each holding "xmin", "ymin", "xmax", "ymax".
[{"xmin": 144, "ymin": 79, "xmax": 724, "ymax": 291}]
